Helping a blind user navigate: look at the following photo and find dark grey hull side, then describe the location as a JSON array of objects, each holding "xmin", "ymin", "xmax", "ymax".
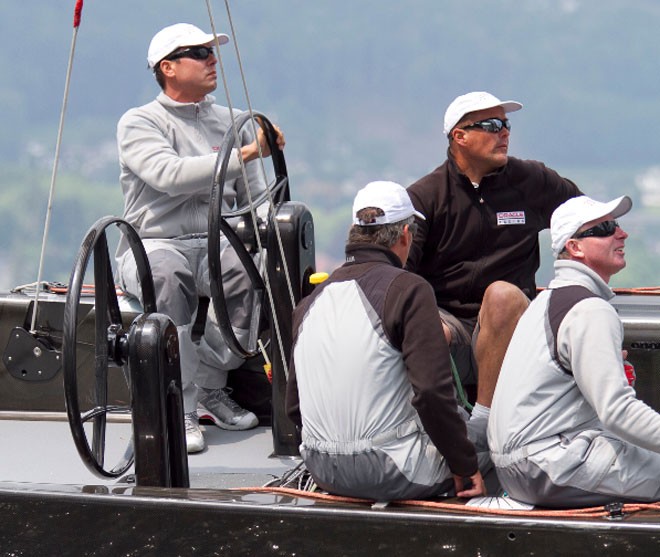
[{"xmin": 1, "ymin": 482, "xmax": 659, "ymax": 556}]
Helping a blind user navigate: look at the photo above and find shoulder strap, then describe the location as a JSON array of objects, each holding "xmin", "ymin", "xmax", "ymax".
[{"xmin": 547, "ymin": 285, "xmax": 597, "ymax": 375}]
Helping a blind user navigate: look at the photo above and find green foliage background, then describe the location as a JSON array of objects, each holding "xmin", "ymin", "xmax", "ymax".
[{"xmin": 1, "ymin": 0, "xmax": 660, "ymax": 288}]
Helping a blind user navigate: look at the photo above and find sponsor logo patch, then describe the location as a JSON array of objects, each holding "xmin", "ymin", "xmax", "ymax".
[{"xmin": 497, "ymin": 211, "xmax": 526, "ymax": 225}]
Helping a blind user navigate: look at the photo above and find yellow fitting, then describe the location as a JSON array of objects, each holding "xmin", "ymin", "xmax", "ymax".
[{"xmin": 309, "ymin": 272, "xmax": 329, "ymax": 285}]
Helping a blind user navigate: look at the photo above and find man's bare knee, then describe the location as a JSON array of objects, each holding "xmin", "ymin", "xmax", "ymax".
[
  {"xmin": 481, "ymin": 281, "xmax": 528, "ymax": 325},
  {"xmin": 442, "ymin": 321, "xmax": 452, "ymax": 344}
]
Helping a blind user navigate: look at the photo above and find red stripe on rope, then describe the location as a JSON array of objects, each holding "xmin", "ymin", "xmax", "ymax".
[{"xmin": 73, "ymin": 0, "xmax": 84, "ymax": 28}]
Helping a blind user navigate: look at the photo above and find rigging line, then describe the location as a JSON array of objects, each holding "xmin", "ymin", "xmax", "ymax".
[
  {"xmin": 206, "ymin": 0, "xmax": 293, "ymax": 308},
  {"xmin": 205, "ymin": 0, "xmax": 291, "ymax": 378},
  {"xmin": 207, "ymin": 2, "xmax": 289, "ymax": 377},
  {"xmin": 31, "ymin": 0, "xmax": 85, "ymax": 334},
  {"xmin": 222, "ymin": 0, "xmax": 296, "ymax": 308}
]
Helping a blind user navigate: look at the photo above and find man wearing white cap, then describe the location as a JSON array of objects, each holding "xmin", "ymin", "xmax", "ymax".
[
  {"xmin": 406, "ymin": 91, "xmax": 582, "ymax": 410},
  {"xmin": 286, "ymin": 181, "xmax": 496, "ymax": 501},
  {"xmin": 488, "ymin": 195, "xmax": 660, "ymax": 507},
  {"xmin": 115, "ymin": 23, "xmax": 285, "ymax": 453}
]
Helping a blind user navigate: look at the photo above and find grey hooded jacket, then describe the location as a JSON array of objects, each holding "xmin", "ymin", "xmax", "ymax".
[{"xmin": 116, "ymin": 92, "xmax": 265, "ymax": 258}]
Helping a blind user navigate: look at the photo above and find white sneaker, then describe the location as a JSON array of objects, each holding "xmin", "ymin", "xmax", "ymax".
[
  {"xmin": 185, "ymin": 412, "xmax": 206, "ymax": 453},
  {"xmin": 198, "ymin": 387, "xmax": 258, "ymax": 431}
]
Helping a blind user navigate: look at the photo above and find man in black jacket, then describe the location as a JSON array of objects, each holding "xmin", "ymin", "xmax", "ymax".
[{"xmin": 407, "ymin": 91, "xmax": 581, "ymax": 404}]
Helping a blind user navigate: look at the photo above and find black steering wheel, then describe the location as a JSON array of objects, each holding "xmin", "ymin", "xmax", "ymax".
[
  {"xmin": 62, "ymin": 216, "xmax": 156, "ymax": 478},
  {"xmin": 208, "ymin": 112, "xmax": 289, "ymax": 358}
]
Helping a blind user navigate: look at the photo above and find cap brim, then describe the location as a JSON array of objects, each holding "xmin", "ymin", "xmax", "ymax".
[
  {"xmin": 499, "ymin": 101, "xmax": 523, "ymax": 114},
  {"xmin": 208, "ymin": 33, "xmax": 230, "ymax": 46},
  {"xmin": 609, "ymin": 195, "xmax": 633, "ymax": 219},
  {"xmin": 188, "ymin": 32, "xmax": 229, "ymax": 48},
  {"xmin": 584, "ymin": 195, "xmax": 633, "ymax": 225}
]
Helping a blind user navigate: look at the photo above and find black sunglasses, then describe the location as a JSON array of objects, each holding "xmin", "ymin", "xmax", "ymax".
[
  {"xmin": 574, "ymin": 220, "xmax": 619, "ymax": 239},
  {"xmin": 461, "ymin": 118, "xmax": 511, "ymax": 133},
  {"xmin": 165, "ymin": 45, "xmax": 216, "ymax": 62}
]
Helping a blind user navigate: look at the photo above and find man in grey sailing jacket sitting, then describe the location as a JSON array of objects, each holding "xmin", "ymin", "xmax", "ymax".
[
  {"xmin": 488, "ymin": 195, "xmax": 660, "ymax": 507},
  {"xmin": 115, "ymin": 23, "xmax": 284, "ymax": 453},
  {"xmin": 286, "ymin": 181, "xmax": 496, "ymax": 501}
]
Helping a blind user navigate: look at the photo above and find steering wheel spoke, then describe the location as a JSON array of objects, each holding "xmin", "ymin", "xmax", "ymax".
[
  {"xmin": 81, "ymin": 404, "xmax": 132, "ymax": 422},
  {"xmin": 91, "ymin": 233, "xmax": 114, "ymax": 464}
]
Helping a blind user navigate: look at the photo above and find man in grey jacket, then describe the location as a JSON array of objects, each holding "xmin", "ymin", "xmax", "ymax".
[
  {"xmin": 286, "ymin": 181, "xmax": 496, "ymax": 501},
  {"xmin": 116, "ymin": 23, "xmax": 284, "ymax": 453},
  {"xmin": 488, "ymin": 194, "xmax": 660, "ymax": 507}
]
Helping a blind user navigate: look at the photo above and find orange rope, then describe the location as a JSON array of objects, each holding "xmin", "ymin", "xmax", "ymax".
[
  {"xmin": 47, "ymin": 283, "xmax": 125, "ymax": 296},
  {"xmin": 395, "ymin": 499, "xmax": 660, "ymax": 518},
  {"xmin": 234, "ymin": 486, "xmax": 373, "ymax": 505},
  {"xmin": 234, "ymin": 486, "xmax": 660, "ymax": 519},
  {"xmin": 539, "ymin": 286, "xmax": 660, "ymax": 296},
  {"xmin": 613, "ymin": 287, "xmax": 660, "ymax": 295}
]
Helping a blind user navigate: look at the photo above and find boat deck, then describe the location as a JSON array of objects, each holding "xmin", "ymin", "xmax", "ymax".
[
  {"xmin": 2, "ymin": 291, "xmax": 660, "ymax": 553},
  {"xmin": 0, "ymin": 415, "xmax": 296, "ymax": 489},
  {"xmin": 2, "ymin": 412, "xmax": 660, "ymax": 555}
]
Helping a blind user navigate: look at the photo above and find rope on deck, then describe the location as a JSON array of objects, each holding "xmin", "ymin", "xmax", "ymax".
[
  {"xmin": 613, "ymin": 287, "xmax": 660, "ymax": 296},
  {"xmin": 233, "ymin": 486, "xmax": 660, "ymax": 519}
]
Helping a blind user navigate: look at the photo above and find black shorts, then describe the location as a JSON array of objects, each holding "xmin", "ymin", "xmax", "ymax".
[{"xmin": 437, "ymin": 307, "xmax": 479, "ymax": 385}]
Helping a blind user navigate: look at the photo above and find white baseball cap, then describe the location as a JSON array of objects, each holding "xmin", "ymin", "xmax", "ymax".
[
  {"xmin": 147, "ymin": 23, "xmax": 229, "ymax": 68},
  {"xmin": 353, "ymin": 181, "xmax": 425, "ymax": 226},
  {"xmin": 550, "ymin": 195, "xmax": 632, "ymax": 258},
  {"xmin": 443, "ymin": 91, "xmax": 523, "ymax": 136}
]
